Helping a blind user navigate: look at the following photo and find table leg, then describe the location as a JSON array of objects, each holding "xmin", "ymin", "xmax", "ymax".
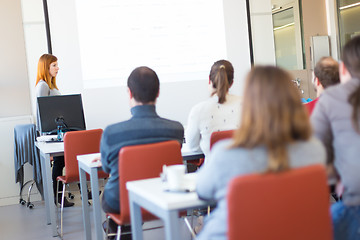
[
  {"xmin": 90, "ymin": 168, "xmax": 104, "ymax": 240},
  {"xmin": 79, "ymin": 165, "xmax": 91, "ymax": 240},
  {"xmin": 129, "ymin": 193, "xmax": 144, "ymax": 240},
  {"xmin": 40, "ymin": 152, "xmax": 50, "ymax": 224},
  {"xmin": 40, "ymin": 152, "xmax": 58, "ymax": 236},
  {"xmin": 164, "ymin": 210, "xmax": 181, "ymax": 240}
]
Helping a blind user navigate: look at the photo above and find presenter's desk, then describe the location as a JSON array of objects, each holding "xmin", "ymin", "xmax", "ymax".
[{"xmin": 35, "ymin": 141, "xmax": 64, "ymax": 237}]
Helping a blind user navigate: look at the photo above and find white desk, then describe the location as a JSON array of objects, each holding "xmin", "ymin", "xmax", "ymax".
[
  {"xmin": 36, "ymin": 141, "xmax": 64, "ymax": 237},
  {"xmin": 77, "ymin": 150, "xmax": 204, "ymax": 240},
  {"xmin": 127, "ymin": 176, "xmax": 213, "ymax": 240},
  {"xmin": 77, "ymin": 153, "xmax": 103, "ymax": 240}
]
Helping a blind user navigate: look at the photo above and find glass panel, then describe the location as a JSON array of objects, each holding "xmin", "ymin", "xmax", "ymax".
[
  {"xmin": 338, "ymin": 0, "xmax": 360, "ymax": 49},
  {"xmin": 272, "ymin": 6, "xmax": 304, "ymax": 70}
]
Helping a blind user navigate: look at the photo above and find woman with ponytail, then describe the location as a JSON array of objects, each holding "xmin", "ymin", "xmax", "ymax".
[
  {"xmin": 185, "ymin": 60, "xmax": 241, "ymax": 160},
  {"xmin": 311, "ymin": 35, "xmax": 360, "ymax": 240},
  {"xmin": 195, "ymin": 65, "xmax": 325, "ymax": 240}
]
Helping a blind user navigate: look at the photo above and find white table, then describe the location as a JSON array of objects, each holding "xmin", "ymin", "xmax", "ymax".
[
  {"xmin": 127, "ymin": 176, "xmax": 213, "ymax": 240},
  {"xmin": 77, "ymin": 150, "xmax": 204, "ymax": 240},
  {"xmin": 36, "ymin": 139, "xmax": 205, "ymax": 239},
  {"xmin": 36, "ymin": 141, "xmax": 64, "ymax": 237},
  {"xmin": 77, "ymin": 153, "xmax": 104, "ymax": 240}
]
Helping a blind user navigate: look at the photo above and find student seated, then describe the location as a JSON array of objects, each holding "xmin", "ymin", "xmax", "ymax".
[
  {"xmin": 100, "ymin": 66, "xmax": 184, "ymax": 234},
  {"xmin": 311, "ymin": 35, "xmax": 360, "ymax": 240},
  {"xmin": 305, "ymin": 56, "xmax": 340, "ymax": 114},
  {"xmin": 196, "ymin": 66, "xmax": 326, "ymax": 240},
  {"xmin": 185, "ymin": 60, "xmax": 242, "ymax": 160}
]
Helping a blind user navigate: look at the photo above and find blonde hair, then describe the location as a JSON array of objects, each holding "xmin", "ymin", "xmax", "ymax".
[
  {"xmin": 210, "ymin": 60, "xmax": 234, "ymax": 104},
  {"xmin": 231, "ymin": 66, "xmax": 312, "ymax": 172},
  {"xmin": 35, "ymin": 54, "xmax": 58, "ymax": 90}
]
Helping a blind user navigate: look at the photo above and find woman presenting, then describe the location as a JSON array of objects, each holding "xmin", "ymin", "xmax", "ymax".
[{"xmin": 35, "ymin": 54, "xmax": 74, "ymax": 207}]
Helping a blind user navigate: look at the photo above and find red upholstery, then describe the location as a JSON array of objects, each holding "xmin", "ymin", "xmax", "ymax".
[
  {"xmin": 58, "ymin": 129, "xmax": 108, "ymax": 184},
  {"xmin": 187, "ymin": 130, "xmax": 235, "ymax": 168},
  {"xmin": 227, "ymin": 165, "xmax": 333, "ymax": 240},
  {"xmin": 210, "ymin": 130, "xmax": 235, "ymax": 149},
  {"xmin": 109, "ymin": 140, "xmax": 183, "ymax": 226}
]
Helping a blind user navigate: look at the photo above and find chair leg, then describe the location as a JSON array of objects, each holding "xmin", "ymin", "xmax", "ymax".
[
  {"xmin": 184, "ymin": 217, "xmax": 197, "ymax": 239},
  {"xmin": 55, "ymin": 180, "xmax": 60, "ymax": 230},
  {"xmin": 105, "ymin": 216, "xmax": 110, "ymax": 239},
  {"xmin": 56, "ymin": 180, "xmax": 60, "ymax": 206},
  {"xmin": 60, "ymin": 183, "xmax": 66, "ymax": 238},
  {"xmin": 116, "ymin": 225, "xmax": 121, "ymax": 240}
]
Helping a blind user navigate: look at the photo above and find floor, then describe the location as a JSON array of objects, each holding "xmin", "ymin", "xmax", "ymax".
[{"xmin": 0, "ymin": 189, "xmax": 197, "ymax": 240}]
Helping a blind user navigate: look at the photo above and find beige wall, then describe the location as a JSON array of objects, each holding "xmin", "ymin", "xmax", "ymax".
[
  {"xmin": 0, "ymin": 0, "xmax": 31, "ymax": 117},
  {"xmin": 292, "ymin": 0, "xmax": 328, "ymax": 99}
]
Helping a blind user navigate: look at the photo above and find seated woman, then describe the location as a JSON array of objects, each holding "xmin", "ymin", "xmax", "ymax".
[
  {"xmin": 196, "ymin": 66, "xmax": 326, "ymax": 240},
  {"xmin": 185, "ymin": 60, "xmax": 242, "ymax": 160}
]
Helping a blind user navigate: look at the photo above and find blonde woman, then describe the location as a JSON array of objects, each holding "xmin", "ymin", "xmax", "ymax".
[
  {"xmin": 35, "ymin": 54, "xmax": 74, "ymax": 207},
  {"xmin": 185, "ymin": 60, "xmax": 241, "ymax": 160},
  {"xmin": 196, "ymin": 66, "xmax": 325, "ymax": 240}
]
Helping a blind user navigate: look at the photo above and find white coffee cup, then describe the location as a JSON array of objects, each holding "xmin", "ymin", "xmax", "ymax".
[{"xmin": 166, "ymin": 164, "xmax": 186, "ymax": 191}]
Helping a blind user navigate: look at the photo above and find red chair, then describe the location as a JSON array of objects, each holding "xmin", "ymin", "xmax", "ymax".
[
  {"xmin": 227, "ymin": 165, "xmax": 333, "ymax": 240},
  {"xmin": 56, "ymin": 129, "xmax": 108, "ymax": 238},
  {"xmin": 187, "ymin": 130, "xmax": 235, "ymax": 169},
  {"xmin": 210, "ymin": 129, "xmax": 235, "ymax": 150},
  {"xmin": 106, "ymin": 140, "xmax": 184, "ymax": 239}
]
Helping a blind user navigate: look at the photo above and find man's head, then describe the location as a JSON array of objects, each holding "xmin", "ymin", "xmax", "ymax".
[
  {"xmin": 313, "ymin": 57, "xmax": 340, "ymax": 97},
  {"xmin": 127, "ymin": 66, "xmax": 160, "ymax": 105}
]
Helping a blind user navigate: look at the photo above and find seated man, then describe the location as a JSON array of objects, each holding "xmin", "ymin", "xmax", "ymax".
[
  {"xmin": 305, "ymin": 57, "xmax": 340, "ymax": 114},
  {"xmin": 100, "ymin": 66, "xmax": 184, "ymax": 234}
]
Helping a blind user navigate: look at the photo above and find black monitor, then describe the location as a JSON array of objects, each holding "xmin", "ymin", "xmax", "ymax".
[{"xmin": 37, "ymin": 94, "xmax": 86, "ymax": 134}]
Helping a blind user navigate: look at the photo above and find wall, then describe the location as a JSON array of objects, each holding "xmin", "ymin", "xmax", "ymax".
[
  {"xmin": 21, "ymin": 0, "xmax": 48, "ymax": 120},
  {"xmin": 0, "ymin": 0, "xmax": 31, "ymax": 117},
  {"xmin": 46, "ymin": 0, "xmax": 251, "ymax": 129},
  {"xmin": 0, "ymin": 0, "xmax": 38, "ymax": 206},
  {"xmin": 250, "ymin": 0, "xmax": 277, "ymax": 65},
  {"xmin": 287, "ymin": 0, "xmax": 328, "ymax": 100}
]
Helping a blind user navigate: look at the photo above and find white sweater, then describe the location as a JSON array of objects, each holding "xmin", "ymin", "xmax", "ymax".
[{"xmin": 184, "ymin": 94, "xmax": 242, "ymax": 160}]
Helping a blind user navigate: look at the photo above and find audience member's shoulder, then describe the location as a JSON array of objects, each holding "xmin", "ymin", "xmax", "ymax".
[
  {"xmin": 227, "ymin": 94, "xmax": 242, "ymax": 102},
  {"xmin": 103, "ymin": 120, "xmax": 131, "ymax": 135},
  {"xmin": 160, "ymin": 117, "xmax": 184, "ymax": 130},
  {"xmin": 290, "ymin": 137, "xmax": 326, "ymax": 164},
  {"xmin": 211, "ymin": 139, "xmax": 233, "ymax": 154},
  {"xmin": 322, "ymin": 79, "xmax": 358, "ymax": 100}
]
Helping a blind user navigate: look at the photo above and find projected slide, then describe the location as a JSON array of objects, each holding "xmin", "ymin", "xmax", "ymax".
[{"xmin": 75, "ymin": 0, "xmax": 227, "ymax": 88}]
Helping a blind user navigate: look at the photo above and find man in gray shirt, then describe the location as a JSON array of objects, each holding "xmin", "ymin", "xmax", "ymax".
[{"xmin": 311, "ymin": 35, "xmax": 360, "ymax": 240}]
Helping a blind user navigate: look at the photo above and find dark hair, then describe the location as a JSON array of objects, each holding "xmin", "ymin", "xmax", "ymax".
[
  {"xmin": 343, "ymin": 36, "xmax": 360, "ymax": 132},
  {"xmin": 127, "ymin": 66, "xmax": 160, "ymax": 104},
  {"xmin": 314, "ymin": 57, "xmax": 340, "ymax": 88},
  {"xmin": 231, "ymin": 66, "xmax": 311, "ymax": 172},
  {"xmin": 209, "ymin": 60, "xmax": 234, "ymax": 104}
]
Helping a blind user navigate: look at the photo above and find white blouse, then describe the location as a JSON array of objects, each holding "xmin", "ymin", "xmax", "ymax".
[{"xmin": 184, "ymin": 94, "xmax": 242, "ymax": 161}]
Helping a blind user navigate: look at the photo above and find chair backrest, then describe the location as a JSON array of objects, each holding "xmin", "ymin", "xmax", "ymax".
[
  {"xmin": 227, "ymin": 164, "xmax": 333, "ymax": 240},
  {"xmin": 63, "ymin": 129, "xmax": 105, "ymax": 182},
  {"xmin": 118, "ymin": 140, "xmax": 183, "ymax": 224},
  {"xmin": 210, "ymin": 130, "xmax": 235, "ymax": 150}
]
